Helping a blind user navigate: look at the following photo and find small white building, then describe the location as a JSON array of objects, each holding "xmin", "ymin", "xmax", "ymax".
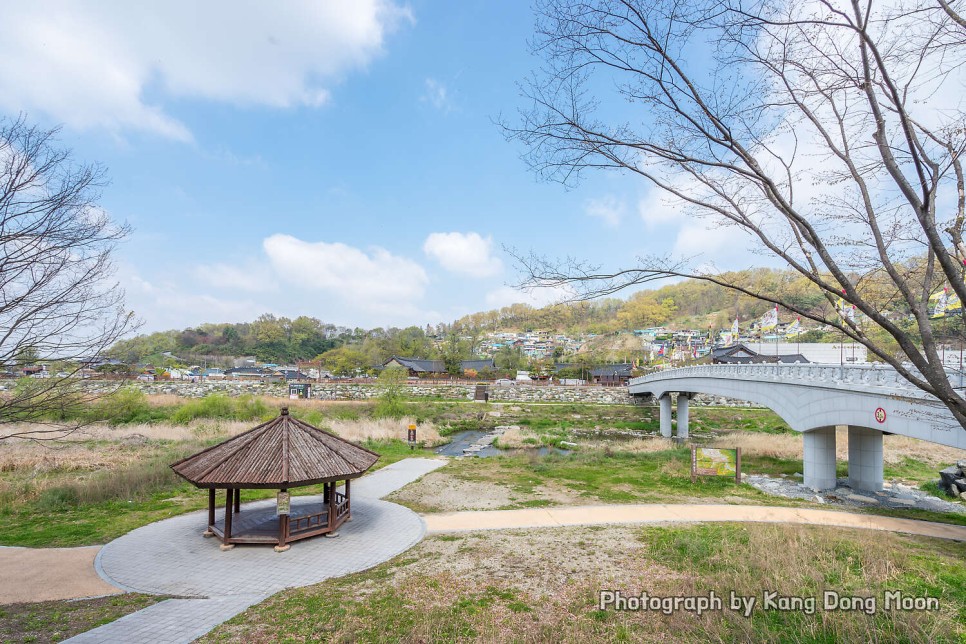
[{"xmin": 752, "ymin": 342, "xmax": 868, "ymax": 364}]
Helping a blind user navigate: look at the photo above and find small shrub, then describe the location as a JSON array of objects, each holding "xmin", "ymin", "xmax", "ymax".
[
  {"xmin": 88, "ymin": 388, "xmax": 154, "ymax": 425},
  {"xmin": 37, "ymin": 486, "xmax": 79, "ymax": 510},
  {"xmin": 333, "ymin": 408, "xmax": 361, "ymax": 421},
  {"xmin": 374, "ymin": 366, "xmax": 408, "ymax": 419},
  {"xmin": 171, "ymin": 393, "xmax": 271, "ymax": 424}
]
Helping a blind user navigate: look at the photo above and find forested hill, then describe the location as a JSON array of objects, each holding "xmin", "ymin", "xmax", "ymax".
[{"xmin": 108, "ymin": 268, "xmax": 839, "ymax": 366}]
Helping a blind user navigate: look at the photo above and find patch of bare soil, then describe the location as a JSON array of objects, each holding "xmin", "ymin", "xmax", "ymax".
[
  {"xmin": 377, "ymin": 525, "xmax": 684, "ymax": 600},
  {"xmin": 386, "ymin": 470, "xmax": 516, "ymax": 512},
  {"xmin": 386, "ymin": 468, "xmax": 584, "ymax": 512}
]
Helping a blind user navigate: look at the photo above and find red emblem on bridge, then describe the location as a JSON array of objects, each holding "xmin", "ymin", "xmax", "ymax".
[{"xmin": 874, "ymin": 407, "xmax": 886, "ymax": 424}]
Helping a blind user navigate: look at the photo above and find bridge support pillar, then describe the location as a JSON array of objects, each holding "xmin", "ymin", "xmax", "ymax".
[
  {"xmin": 676, "ymin": 394, "xmax": 689, "ymax": 439},
  {"xmin": 803, "ymin": 427, "xmax": 837, "ymax": 491},
  {"xmin": 659, "ymin": 395, "xmax": 672, "ymax": 438},
  {"xmin": 847, "ymin": 426, "xmax": 884, "ymax": 492}
]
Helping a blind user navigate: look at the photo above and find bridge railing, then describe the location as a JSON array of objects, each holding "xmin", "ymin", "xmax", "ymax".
[{"xmin": 628, "ymin": 363, "xmax": 963, "ymax": 393}]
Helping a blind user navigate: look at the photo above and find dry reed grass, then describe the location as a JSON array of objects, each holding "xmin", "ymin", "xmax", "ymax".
[
  {"xmin": 719, "ymin": 426, "xmax": 966, "ymax": 466},
  {"xmin": 580, "ymin": 437, "xmax": 679, "ymax": 453},
  {"xmin": 0, "ymin": 415, "xmax": 441, "ymax": 476},
  {"xmin": 493, "ymin": 425, "xmax": 531, "ymax": 449},
  {"xmin": 325, "ymin": 417, "xmax": 444, "ymax": 446},
  {"xmin": 144, "ymin": 393, "xmax": 372, "ymax": 413},
  {"xmin": 0, "ymin": 441, "xmax": 140, "ymax": 473}
]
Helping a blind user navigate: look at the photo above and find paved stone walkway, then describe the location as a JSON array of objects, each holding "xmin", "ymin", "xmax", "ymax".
[
  {"xmin": 66, "ymin": 594, "xmax": 266, "ymax": 644},
  {"xmin": 95, "ymin": 497, "xmax": 425, "ymax": 597},
  {"xmin": 65, "ymin": 457, "xmax": 446, "ymax": 643},
  {"xmin": 349, "ymin": 457, "xmax": 447, "ymax": 498},
  {"xmin": 423, "ymin": 503, "xmax": 966, "ymax": 542}
]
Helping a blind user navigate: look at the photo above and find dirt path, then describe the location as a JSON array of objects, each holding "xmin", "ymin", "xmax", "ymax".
[
  {"xmin": 0, "ymin": 546, "xmax": 121, "ymax": 604},
  {"xmin": 423, "ymin": 503, "xmax": 966, "ymax": 542},
  {"xmin": 4, "ymin": 501, "xmax": 964, "ymax": 606}
]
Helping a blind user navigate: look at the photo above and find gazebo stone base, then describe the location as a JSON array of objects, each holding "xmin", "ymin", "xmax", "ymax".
[
  {"xmin": 202, "ymin": 530, "xmax": 215, "ymax": 538},
  {"xmin": 273, "ymin": 544, "xmax": 291, "ymax": 553},
  {"xmin": 219, "ymin": 543, "xmax": 235, "ymax": 551},
  {"xmin": 324, "ymin": 531, "xmax": 340, "ymax": 538}
]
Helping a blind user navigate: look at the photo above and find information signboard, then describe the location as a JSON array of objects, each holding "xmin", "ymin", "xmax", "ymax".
[
  {"xmin": 276, "ymin": 491, "xmax": 291, "ymax": 515},
  {"xmin": 691, "ymin": 447, "xmax": 742, "ymax": 483}
]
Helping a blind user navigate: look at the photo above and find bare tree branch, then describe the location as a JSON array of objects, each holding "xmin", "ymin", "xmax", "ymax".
[
  {"xmin": 0, "ymin": 115, "xmax": 140, "ymax": 441},
  {"xmin": 506, "ymin": 0, "xmax": 966, "ymax": 431}
]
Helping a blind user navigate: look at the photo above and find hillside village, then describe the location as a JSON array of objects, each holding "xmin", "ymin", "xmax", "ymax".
[{"xmin": 11, "ymin": 264, "xmax": 966, "ymax": 383}]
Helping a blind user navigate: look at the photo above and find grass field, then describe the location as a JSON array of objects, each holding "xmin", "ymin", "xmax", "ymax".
[
  {"xmin": 201, "ymin": 523, "xmax": 966, "ymax": 642},
  {"xmin": 0, "ymin": 414, "xmax": 441, "ymax": 547},
  {"xmin": 0, "ymin": 594, "xmax": 164, "ymax": 644},
  {"xmin": 2, "ymin": 396, "xmax": 963, "ymax": 547},
  {"xmin": 2, "ymin": 393, "xmax": 965, "ymax": 642}
]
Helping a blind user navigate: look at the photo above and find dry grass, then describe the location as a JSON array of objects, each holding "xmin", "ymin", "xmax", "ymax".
[
  {"xmin": 0, "ymin": 416, "xmax": 439, "ymax": 499},
  {"xmin": 205, "ymin": 522, "xmax": 966, "ymax": 643},
  {"xmin": 496, "ymin": 425, "xmax": 678, "ymax": 454},
  {"xmin": 144, "ymin": 393, "xmax": 372, "ymax": 414},
  {"xmin": 324, "ymin": 417, "xmax": 444, "ymax": 446},
  {"xmin": 0, "ymin": 442, "xmax": 140, "ymax": 474},
  {"xmin": 143, "ymin": 393, "xmax": 185, "ymax": 407},
  {"xmin": 580, "ymin": 437, "xmax": 679, "ymax": 453},
  {"xmin": 720, "ymin": 426, "xmax": 966, "ymax": 466},
  {"xmin": 493, "ymin": 425, "xmax": 531, "ymax": 449}
]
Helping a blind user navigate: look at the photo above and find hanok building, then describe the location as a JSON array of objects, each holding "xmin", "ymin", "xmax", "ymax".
[
  {"xmin": 712, "ymin": 344, "xmax": 809, "ymax": 364},
  {"xmin": 590, "ymin": 363, "xmax": 634, "ymax": 386},
  {"xmin": 170, "ymin": 408, "xmax": 378, "ymax": 552},
  {"xmin": 382, "ymin": 356, "xmax": 446, "ymax": 377}
]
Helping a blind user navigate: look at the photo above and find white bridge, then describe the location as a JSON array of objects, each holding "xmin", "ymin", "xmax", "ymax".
[{"xmin": 628, "ymin": 364, "xmax": 966, "ymax": 492}]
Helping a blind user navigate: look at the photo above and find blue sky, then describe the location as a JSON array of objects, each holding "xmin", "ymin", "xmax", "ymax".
[{"xmin": 0, "ymin": 1, "xmax": 747, "ymax": 332}]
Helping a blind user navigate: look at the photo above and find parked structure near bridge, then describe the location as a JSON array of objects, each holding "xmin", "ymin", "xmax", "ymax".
[{"xmin": 629, "ymin": 364, "xmax": 966, "ymax": 492}]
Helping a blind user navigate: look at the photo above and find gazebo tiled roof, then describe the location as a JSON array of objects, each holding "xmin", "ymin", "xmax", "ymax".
[{"xmin": 170, "ymin": 408, "xmax": 379, "ymax": 489}]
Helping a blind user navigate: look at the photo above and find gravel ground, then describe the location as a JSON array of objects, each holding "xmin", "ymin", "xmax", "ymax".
[{"xmin": 744, "ymin": 474, "xmax": 966, "ymax": 513}]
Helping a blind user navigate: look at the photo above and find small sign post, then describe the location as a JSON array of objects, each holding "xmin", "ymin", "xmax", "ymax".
[
  {"xmin": 288, "ymin": 383, "xmax": 311, "ymax": 399},
  {"xmin": 691, "ymin": 447, "xmax": 742, "ymax": 484},
  {"xmin": 407, "ymin": 423, "xmax": 417, "ymax": 450},
  {"xmin": 276, "ymin": 490, "xmax": 291, "ymax": 515}
]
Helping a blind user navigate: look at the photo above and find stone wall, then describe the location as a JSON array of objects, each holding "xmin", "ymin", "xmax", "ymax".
[{"xmin": 109, "ymin": 380, "xmax": 760, "ymax": 408}]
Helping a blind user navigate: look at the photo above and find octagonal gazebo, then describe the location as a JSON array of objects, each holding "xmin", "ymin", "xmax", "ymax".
[{"xmin": 170, "ymin": 407, "xmax": 379, "ymax": 551}]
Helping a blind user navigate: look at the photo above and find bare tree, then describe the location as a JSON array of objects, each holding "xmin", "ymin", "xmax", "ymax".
[
  {"xmin": 505, "ymin": 0, "xmax": 966, "ymax": 431},
  {"xmin": 1, "ymin": 115, "xmax": 138, "ymax": 440}
]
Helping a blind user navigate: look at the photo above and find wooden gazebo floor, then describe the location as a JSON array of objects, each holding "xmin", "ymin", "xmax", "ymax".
[{"xmin": 210, "ymin": 495, "xmax": 335, "ymax": 545}]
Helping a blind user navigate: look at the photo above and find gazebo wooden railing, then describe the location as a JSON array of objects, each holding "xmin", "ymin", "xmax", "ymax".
[{"xmin": 170, "ymin": 407, "xmax": 378, "ymax": 552}]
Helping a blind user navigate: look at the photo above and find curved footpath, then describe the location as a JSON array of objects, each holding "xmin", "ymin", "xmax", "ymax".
[
  {"xmin": 64, "ymin": 458, "xmax": 448, "ymax": 644},
  {"xmin": 1, "ymin": 458, "xmax": 964, "ymax": 643},
  {"xmin": 422, "ymin": 503, "xmax": 966, "ymax": 541}
]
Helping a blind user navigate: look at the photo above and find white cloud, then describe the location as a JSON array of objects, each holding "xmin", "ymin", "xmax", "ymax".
[
  {"xmin": 584, "ymin": 195, "xmax": 625, "ymax": 227},
  {"xmin": 196, "ymin": 263, "xmax": 277, "ymax": 293},
  {"xmin": 637, "ymin": 186, "xmax": 686, "ymax": 227},
  {"xmin": 671, "ymin": 221, "xmax": 752, "ymax": 267},
  {"xmin": 122, "ymin": 270, "xmax": 261, "ymax": 331},
  {"xmin": 423, "ymin": 231, "xmax": 502, "ymax": 277},
  {"xmin": 421, "ymin": 78, "xmax": 453, "ymax": 112},
  {"xmin": 0, "ymin": 1, "xmax": 412, "ymax": 139},
  {"xmin": 484, "ymin": 285, "xmax": 575, "ymax": 309},
  {"xmin": 264, "ymin": 234, "xmax": 428, "ymax": 301}
]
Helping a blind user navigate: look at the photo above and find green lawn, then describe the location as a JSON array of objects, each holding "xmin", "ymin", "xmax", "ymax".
[
  {"xmin": 0, "ymin": 593, "xmax": 165, "ymax": 643},
  {"xmin": 0, "ymin": 439, "xmax": 435, "ymax": 548}
]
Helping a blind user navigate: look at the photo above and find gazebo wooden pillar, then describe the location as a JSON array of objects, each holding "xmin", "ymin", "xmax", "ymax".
[
  {"xmin": 223, "ymin": 488, "xmax": 234, "ymax": 549},
  {"xmin": 171, "ymin": 407, "xmax": 379, "ymax": 551}
]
